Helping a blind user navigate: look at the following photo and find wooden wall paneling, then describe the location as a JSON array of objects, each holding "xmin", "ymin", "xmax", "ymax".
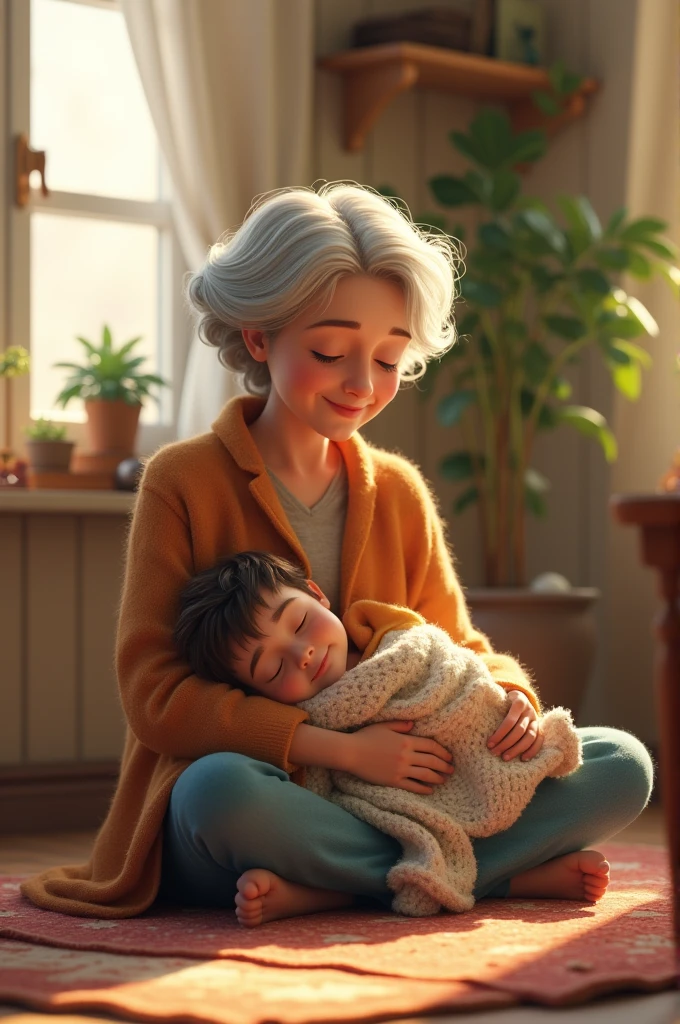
[
  {"xmin": 315, "ymin": 0, "xmax": 366, "ymax": 56},
  {"xmin": 80, "ymin": 516, "xmax": 127, "ymax": 761},
  {"xmin": 26, "ymin": 515, "xmax": 78, "ymax": 762},
  {"xmin": 314, "ymin": 0, "xmax": 368, "ymax": 185},
  {"xmin": 590, "ymin": 0, "xmax": 662, "ymax": 744},
  {"xmin": 0, "ymin": 516, "xmax": 24, "ymax": 765},
  {"xmin": 520, "ymin": 0, "xmax": 588, "ymax": 590},
  {"xmin": 0, "ymin": 760, "xmax": 119, "ymax": 834}
]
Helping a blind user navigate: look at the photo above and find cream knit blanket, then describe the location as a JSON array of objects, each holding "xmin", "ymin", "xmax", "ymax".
[{"xmin": 298, "ymin": 624, "xmax": 582, "ymax": 916}]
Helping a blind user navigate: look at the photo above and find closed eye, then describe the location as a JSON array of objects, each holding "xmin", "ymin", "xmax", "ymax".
[
  {"xmin": 311, "ymin": 351, "xmax": 399, "ymax": 372},
  {"xmin": 264, "ymin": 614, "xmax": 306, "ymax": 682},
  {"xmin": 266, "ymin": 662, "xmax": 283, "ymax": 684},
  {"xmin": 311, "ymin": 351, "xmax": 341, "ymax": 363}
]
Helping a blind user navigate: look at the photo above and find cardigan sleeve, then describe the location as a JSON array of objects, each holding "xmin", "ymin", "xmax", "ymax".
[
  {"xmin": 115, "ymin": 480, "xmax": 308, "ymax": 771},
  {"xmin": 404, "ymin": 470, "xmax": 543, "ymax": 715},
  {"xmin": 343, "ymin": 599, "xmax": 425, "ymax": 661}
]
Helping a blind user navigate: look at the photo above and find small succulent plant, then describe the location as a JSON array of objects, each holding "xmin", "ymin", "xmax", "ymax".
[{"xmin": 54, "ymin": 325, "xmax": 169, "ymax": 407}]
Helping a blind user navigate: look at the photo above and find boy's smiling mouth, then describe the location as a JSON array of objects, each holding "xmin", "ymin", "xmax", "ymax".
[{"xmin": 312, "ymin": 649, "xmax": 329, "ymax": 681}]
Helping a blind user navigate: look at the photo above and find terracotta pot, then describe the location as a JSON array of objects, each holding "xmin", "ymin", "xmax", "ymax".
[
  {"xmin": 84, "ymin": 399, "xmax": 141, "ymax": 456},
  {"xmin": 465, "ymin": 587, "xmax": 600, "ymax": 717},
  {"xmin": 25, "ymin": 439, "xmax": 74, "ymax": 473}
]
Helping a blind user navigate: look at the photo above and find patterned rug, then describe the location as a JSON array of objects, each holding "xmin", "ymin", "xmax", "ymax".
[{"xmin": 0, "ymin": 842, "xmax": 673, "ymax": 1023}]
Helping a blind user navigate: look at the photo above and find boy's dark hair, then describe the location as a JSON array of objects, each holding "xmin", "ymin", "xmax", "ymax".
[{"xmin": 174, "ymin": 550, "xmax": 316, "ymax": 683}]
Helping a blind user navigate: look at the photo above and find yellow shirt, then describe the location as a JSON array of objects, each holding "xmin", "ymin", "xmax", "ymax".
[{"xmin": 20, "ymin": 394, "xmax": 539, "ymax": 919}]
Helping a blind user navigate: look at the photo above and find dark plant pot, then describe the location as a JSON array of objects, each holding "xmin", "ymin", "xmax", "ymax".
[
  {"xmin": 84, "ymin": 399, "xmax": 141, "ymax": 456},
  {"xmin": 465, "ymin": 587, "xmax": 600, "ymax": 718},
  {"xmin": 25, "ymin": 439, "xmax": 75, "ymax": 473}
]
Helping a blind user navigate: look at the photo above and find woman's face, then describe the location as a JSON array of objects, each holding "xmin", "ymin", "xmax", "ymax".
[
  {"xmin": 227, "ymin": 582, "xmax": 349, "ymax": 704},
  {"xmin": 243, "ymin": 274, "xmax": 412, "ymax": 441}
]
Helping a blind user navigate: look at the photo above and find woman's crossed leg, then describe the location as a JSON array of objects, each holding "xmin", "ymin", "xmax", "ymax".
[{"xmin": 158, "ymin": 726, "xmax": 654, "ymax": 926}]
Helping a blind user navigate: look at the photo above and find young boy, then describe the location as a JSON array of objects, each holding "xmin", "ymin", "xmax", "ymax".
[{"xmin": 173, "ymin": 551, "xmax": 588, "ymax": 918}]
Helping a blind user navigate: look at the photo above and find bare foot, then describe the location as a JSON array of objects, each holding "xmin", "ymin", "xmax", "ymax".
[
  {"xmin": 234, "ymin": 869, "xmax": 357, "ymax": 927},
  {"xmin": 507, "ymin": 850, "xmax": 610, "ymax": 902}
]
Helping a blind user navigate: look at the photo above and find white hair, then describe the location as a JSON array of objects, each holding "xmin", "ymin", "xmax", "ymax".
[{"xmin": 185, "ymin": 181, "xmax": 463, "ymax": 395}]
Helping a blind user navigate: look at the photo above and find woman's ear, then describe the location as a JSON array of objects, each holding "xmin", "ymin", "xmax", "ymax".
[
  {"xmin": 242, "ymin": 329, "xmax": 269, "ymax": 363},
  {"xmin": 306, "ymin": 580, "xmax": 330, "ymax": 608}
]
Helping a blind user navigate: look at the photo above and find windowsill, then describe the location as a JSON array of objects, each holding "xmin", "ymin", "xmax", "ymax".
[{"xmin": 0, "ymin": 488, "xmax": 136, "ymax": 513}]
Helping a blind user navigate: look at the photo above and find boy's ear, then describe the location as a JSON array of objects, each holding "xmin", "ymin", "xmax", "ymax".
[
  {"xmin": 242, "ymin": 329, "xmax": 269, "ymax": 363},
  {"xmin": 306, "ymin": 580, "xmax": 330, "ymax": 608}
]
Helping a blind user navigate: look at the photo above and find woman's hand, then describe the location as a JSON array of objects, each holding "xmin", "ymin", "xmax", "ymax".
[
  {"xmin": 346, "ymin": 721, "xmax": 454, "ymax": 794},
  {"xmin": 487, "ymin": 690, "xmax": 544, "ymax": 761}
]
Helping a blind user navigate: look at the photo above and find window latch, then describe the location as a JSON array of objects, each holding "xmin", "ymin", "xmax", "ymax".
[{"xmin": 15, "ymin": 134, "xmax": 50, "ymax": 208}]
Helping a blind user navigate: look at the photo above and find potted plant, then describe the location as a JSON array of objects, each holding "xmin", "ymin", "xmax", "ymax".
[
  {"xmin": 23, "ymin": 417, "xmax": 74, "ymax": 473},
  {"xmin": 53, "ymin": 325, "xmax": 170, "ymax": 458},
  {"xmin": 382, "ymin": 96, "xmax": 680, "ymax": 713},
  {"xmin": 0, "ymin": 345, "xmax": 31, "ymax": 486}
]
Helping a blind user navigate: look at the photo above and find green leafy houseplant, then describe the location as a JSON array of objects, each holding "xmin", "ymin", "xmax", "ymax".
[
  {"xmin": 23, "ymin": 417, "xmax": 67, "ymax": 441},
  {"xmin": 0, "ymin": 345, "xmax": 30, "ymax": 379},
  {"xmin": 1, "ymin": 346, "xmax": 30, "ymax": 471},
  {"xmin": 53, "ymin": 325, "xmax": 169, "ymax": 408},
  {"xmin": 397, "ymin": 106, "xmax": 680, "ymax": 588},
  {"xmin": 23, "ymin": 417, "xmax": 74, "ymax": 474}
]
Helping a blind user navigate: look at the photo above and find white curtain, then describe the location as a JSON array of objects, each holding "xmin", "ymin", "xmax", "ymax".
[{"xmin": 120, "ymin": 0, "xmax": 315, "ymax": 438}]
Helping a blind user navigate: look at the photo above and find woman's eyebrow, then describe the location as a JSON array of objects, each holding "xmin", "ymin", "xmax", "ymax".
[{"xmin": 305, "ymin": 319, "xmax": 411, "ymax": 339}]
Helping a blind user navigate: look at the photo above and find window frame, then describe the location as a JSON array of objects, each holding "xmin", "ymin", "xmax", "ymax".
[{"xmin": 4, "ymin": 0, "xmax": 190, "ymax": 458}]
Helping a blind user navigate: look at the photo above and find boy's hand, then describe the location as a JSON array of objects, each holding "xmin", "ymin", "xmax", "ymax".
[{"xmin": 487, "ymin": 690, "xmax": 544, "ymax": 762}]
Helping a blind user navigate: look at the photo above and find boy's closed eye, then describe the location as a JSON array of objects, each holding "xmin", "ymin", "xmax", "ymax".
[{"xmin": 263, "ymin": 613, "xmax": 308, "ymax": 684}]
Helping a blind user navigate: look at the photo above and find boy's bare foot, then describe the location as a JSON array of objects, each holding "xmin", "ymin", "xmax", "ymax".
[
  {"xmin": 234, "ymin": 869, "xmax": 357, "ymax": 927},
  {"xmin": 507, "ymin": 850, "xmax": 610, "ymax": 902}
]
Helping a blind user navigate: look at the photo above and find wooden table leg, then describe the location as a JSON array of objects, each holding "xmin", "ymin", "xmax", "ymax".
[
  {"xmin": 651, "ymin": 561, "xmax": 680, "ymax": 984},
  {"xmin": 610, "ymin": 495, "xmax": 680, "ymax": 990}
]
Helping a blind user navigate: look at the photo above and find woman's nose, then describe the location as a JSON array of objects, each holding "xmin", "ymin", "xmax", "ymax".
[{"xmin": 343, "ymin": 362, "xmax": 373, "ymax": 398}]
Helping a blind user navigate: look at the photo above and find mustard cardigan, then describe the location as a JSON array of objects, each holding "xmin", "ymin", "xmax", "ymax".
[{"xmin": 20, "ymin": 395, "xmax": 540, "ymax": 918}]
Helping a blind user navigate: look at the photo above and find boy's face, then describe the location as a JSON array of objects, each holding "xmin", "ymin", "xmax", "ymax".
[{"xmin": 228, "ymin": 582, "xmax": 348, "ymax": 703}]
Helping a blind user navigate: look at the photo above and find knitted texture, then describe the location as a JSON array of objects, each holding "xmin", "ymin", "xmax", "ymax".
[{"xmin": 299, "ymin": 625, "xmax": 582, "ymax": 917}]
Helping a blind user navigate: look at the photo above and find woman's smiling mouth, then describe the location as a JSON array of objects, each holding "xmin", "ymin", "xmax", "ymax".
[{"xmin": 324, "ymin": 397, "xmax": 368, "ymax": 417}]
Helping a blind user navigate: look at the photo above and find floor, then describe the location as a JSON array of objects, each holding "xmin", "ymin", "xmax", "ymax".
[{"xmin": 0, "ymin": 805, "xmax": 676, "ymax": 1024}]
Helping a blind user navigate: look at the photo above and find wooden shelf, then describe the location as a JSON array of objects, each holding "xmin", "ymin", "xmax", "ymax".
[{"xmin": 318, "ymin": 42, "xmax": 600, "ymax": 153}]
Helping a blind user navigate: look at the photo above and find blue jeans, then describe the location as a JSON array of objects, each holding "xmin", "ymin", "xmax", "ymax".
[{"xmin": 157, "ymin": 726, "xmax": 655, "ymax": 909}]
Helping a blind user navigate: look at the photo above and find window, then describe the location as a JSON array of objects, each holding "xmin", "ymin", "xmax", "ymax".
[{"xmin": 5, "ymin": 0, "xmax": 188, "ymax": 454}]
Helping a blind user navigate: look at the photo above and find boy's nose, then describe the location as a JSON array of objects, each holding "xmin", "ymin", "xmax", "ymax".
[{"xmin": 297, "ymin": 644, "xmax": 314, "ymax": 668}]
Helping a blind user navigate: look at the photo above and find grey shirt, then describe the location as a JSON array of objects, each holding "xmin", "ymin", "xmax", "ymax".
[{"xmin": 267, "ymin": 460, "xmax": 348, "ymax": 615}]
